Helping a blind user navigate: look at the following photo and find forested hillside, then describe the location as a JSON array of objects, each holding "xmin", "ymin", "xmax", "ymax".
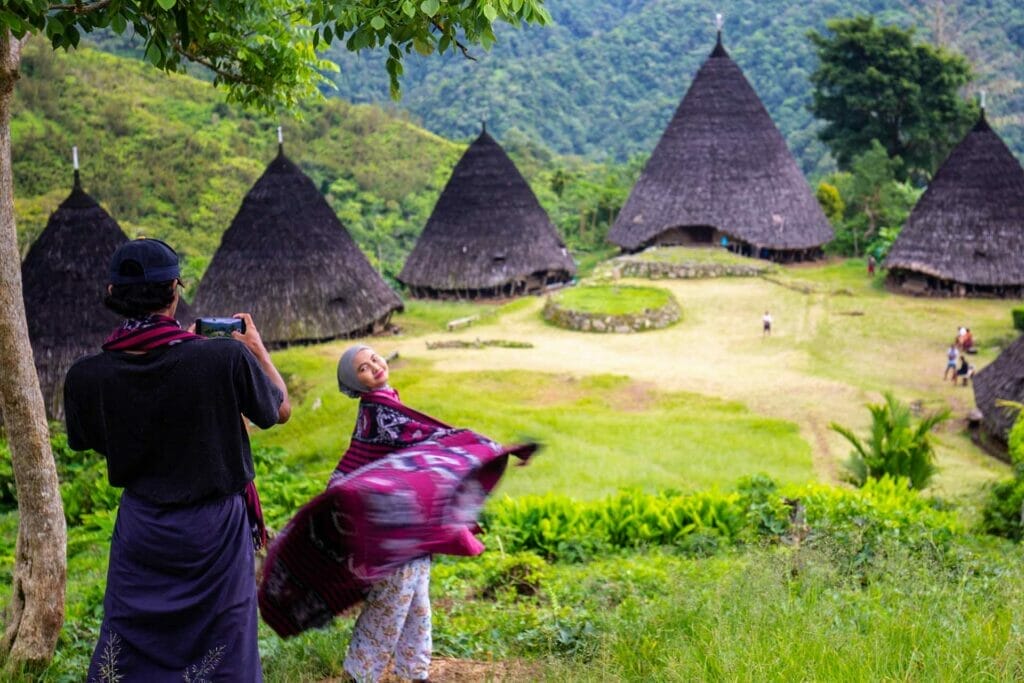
[
  {"xmin": 322, "ymin": 0, "xmax": 1024, "ymax": 176},
  {"xmin": 12, "ymin": 41, "xmax": 627, "ymax": 290}
]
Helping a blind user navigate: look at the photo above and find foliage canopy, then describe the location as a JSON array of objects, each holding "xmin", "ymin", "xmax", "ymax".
[
  {"xmin": 808, "ymin": 16, "xmax": 977, "ymax": 182},
  {"xmin": 0, "ymin": 0, "xmax": 551, "ymax": 106}
]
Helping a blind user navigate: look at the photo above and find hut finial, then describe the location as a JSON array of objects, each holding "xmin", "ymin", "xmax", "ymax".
[
  {"xmin": 72, "ymin": 145, "xmax": 80, "ymax": 190},
  {"xmin": 277, "ymin": 125, "xmax": 284, "ymax": 155},
  {"xmin": 481, "ymin": 120, "xmax": 487, "ymax": 134},
  {"xmin": 980, "ymin": 90, "xmax": 986, "ymax": 111},
  {"xmin": 711, "ymin": 13, "xmax": 728, "ymax": 57}
]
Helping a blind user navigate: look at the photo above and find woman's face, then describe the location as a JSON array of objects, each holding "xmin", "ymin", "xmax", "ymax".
[{"xmin": 353, "ymin": 348, "xmax": 389, "ymax": 391}]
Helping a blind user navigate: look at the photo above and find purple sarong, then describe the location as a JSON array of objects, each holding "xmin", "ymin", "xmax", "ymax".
[
  {"xmin": 88, "ymin": 491, "xmax": 261, "ymax": 681},
  {"xmin": 258, "ymin": 393, "xmax": 535, "ymax": 638}
]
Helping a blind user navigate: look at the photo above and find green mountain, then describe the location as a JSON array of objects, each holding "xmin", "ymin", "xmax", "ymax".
[
  {"xmin": 322, "ymin": 0, "xmax": 1024, "ymax": 175},
  {"xmin": 12, "ymin": 40, "xmax": 624, "ymax": 291}
]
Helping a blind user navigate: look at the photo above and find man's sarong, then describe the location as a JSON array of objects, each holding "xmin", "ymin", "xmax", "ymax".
[
  {"xmin": 258, "ymin": 424, "xmax": 534, "ymax": 638},
  {"xmin": 88, "ymin": 491, "xmax": 261, "ymax": 681}
]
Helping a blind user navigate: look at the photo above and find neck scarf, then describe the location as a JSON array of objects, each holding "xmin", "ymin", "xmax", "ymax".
[{"xmin": 103, "ymin": 314, "xmax": 200, "ymax": 351}]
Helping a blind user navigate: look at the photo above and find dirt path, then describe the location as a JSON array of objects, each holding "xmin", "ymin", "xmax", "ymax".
[{"xmin": 321, "ymin": 657, "xmax": 541, "ymax": 682}]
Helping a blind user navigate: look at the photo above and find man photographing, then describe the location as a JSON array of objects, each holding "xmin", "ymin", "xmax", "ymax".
[{"xmin": 64, "ymin": 238, "xmax": 290, "ymax": 681}]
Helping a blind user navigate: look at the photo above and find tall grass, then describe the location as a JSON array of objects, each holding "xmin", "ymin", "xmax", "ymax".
[{"xmin": 530, "ymin": 542, "xmax": 1024, "ymax": 681}]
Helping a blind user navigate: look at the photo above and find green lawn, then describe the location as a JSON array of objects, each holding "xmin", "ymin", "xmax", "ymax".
[
  {"xmin": 254, "ymin": 354, "xmax": 813, "ymax": 498},
  {"xmin": 546, "ymin": 284, "xmax": 675, "ymax": 316}
]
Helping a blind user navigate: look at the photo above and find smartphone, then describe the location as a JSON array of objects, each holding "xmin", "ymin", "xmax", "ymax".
[{"xmin": 195, "ymin": 317, "xmax": 245, "ymax": 338}]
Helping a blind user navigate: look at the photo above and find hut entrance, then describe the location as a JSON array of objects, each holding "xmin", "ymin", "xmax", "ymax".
[
  {"xmin": 887, "ymin": 269, "xmax": 1024, "ymax": 298},
  {"xmin": 407, "ymin": 269, "xmax": 572, "ymax": 300},
  {"xmin": 651, "ymin": 225, "xmax": 719, "ymax": 246},
  {"xmin": 723, "ymin": 238, "xmax": 823, "ymax": 263}
]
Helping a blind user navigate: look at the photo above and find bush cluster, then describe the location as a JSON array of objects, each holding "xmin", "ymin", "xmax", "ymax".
[
  {"xmin": 1013, "ymin": 307, "xmax": 1024, "ymax": 332},
  {"xmin": 480, "ymin": 474, "xmax": 958, "ymax": 564}
]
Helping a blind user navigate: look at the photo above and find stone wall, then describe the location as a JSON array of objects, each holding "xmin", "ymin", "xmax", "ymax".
[
  {"xmin": 542, "ymin": 297, "xmax": 681, "ymax": 333},
  {"xmin": 609, "ymin": 258, "xmax": 770, "ymax": 279}
]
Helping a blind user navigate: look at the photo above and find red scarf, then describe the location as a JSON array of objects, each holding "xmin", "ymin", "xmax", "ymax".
[
  {"xmin": 102, "ymin": 314, "xmax": 268, "ymax": 550},
  {"xmin": 102, "ymin": 313, "xmax": 200, "ymax": 351}
]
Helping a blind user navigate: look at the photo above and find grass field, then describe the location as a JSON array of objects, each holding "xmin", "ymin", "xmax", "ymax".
[{"xmin": 263, "ymin": 254, "xmax": 1013, "ymax": 504}]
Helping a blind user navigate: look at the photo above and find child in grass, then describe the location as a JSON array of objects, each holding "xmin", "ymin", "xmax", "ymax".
[{"xmin": 258, "ymin": 345, "xmax": 536, "ymax": 683}]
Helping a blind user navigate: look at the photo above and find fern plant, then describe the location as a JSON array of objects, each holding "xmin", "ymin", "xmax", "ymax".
[{"xmin": 831, "ymin": 392, "xmax": 949, "ymax": 490}]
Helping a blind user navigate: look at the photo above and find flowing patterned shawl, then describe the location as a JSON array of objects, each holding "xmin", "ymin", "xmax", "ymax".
[{"xmin": 258, "ymin": 389, "xmax": 535, "ymax": 638}]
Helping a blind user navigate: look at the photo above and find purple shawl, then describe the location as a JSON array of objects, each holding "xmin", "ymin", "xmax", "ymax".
[{"xmin": 258, "ymin": 389, "xmax": 535, "ymax": 638}]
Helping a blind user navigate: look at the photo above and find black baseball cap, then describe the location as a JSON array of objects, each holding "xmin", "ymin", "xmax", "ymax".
[{"xmin": 109, "ymin": 238, "xmax": 180, "ymax": 285}]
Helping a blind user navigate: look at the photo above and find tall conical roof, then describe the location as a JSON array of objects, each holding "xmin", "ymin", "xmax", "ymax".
[
  {"xmin": 609, "ymin": 33, "xmax": 833, "ymax": 252},
  {"xmin": 973, "ymin": 333, "xmax": 1024, "ymax": 443},
  {"xmin": 193, "ymin": 150, "xmax": 402, "ymax": 344},
  {"xmin": 398, "ymin": 130, "xmax": 575, "ymax": 295},
  {"xmin": 21, "ymin": 171, "xmax": 192, "ymax": 419},
  {"xmin": 885, "ymin": 113, "xmax": 1024, "ymax": 287}
]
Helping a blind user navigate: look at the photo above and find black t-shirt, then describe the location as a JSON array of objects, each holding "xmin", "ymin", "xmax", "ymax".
[{"xmin": 64, "ymin": 339, "xmax": 283, "ymax": 505}]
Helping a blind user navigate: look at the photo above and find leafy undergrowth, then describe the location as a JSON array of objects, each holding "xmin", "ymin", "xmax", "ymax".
[{"xmin": 7, "ymin": 472, "xmax": 1023, "ymax": 681}]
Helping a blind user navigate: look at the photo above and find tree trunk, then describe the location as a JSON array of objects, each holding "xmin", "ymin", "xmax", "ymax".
[{"xmin": 0, "ymin": 29, "xmax": 67, "ymax": 670}]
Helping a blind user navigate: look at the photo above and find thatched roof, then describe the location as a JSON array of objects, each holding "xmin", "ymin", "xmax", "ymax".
[
  {"xmin": 885, "ymin": 113, "xmax": 1024, "ymax": 288},
  {"xmin": 608, "ymin": 33, "xmax": 833, "ymax": 253},
  {"xmin": 193, "ymin": 149, "xmax": 402, "ymax": 345},
  {"xmin": 973, "ymin": 334, "xmax": 1024, "ymax": 443},
  {"xmin": 398, "ymin": 129, "xmax": 575, "ymax": 296},
  {"xmin": 20, "ymin": 172, "xmax": 192, "ymax": 419}
]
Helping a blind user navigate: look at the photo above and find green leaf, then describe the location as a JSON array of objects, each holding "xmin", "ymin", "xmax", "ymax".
[
  {"xmin": 144, "ymin": 41, "xmax": 163, "ymax": 67},
  {"xmin": 402, "ymin": 1, "xmax": 416, "ymax": 18},
  {"xmin": 110, "ymin": 12, "xmax": 127, "ymax": 35},
  {"xmin": 370, "ymin": 16, "xmax": 385, "ymax": 30},
  {"xmin": 412, "ymin": 36, "xmax": 434, "ymax": 56},
  {"xmin": 483, "ymin": 3, "xmax": 498, "ymax": 22},
  {"xmin": 420, "ymin": 0, "xmax": 439, "ymax": 18},
  {"xmin": 156, "ymin": 0, "xmax": 176, "ymax": 10}
]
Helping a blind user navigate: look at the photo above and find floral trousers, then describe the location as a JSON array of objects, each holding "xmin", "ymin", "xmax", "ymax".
[{"xmin": 344, "ymin": 556, "xmax": 432, "ymax": 683}]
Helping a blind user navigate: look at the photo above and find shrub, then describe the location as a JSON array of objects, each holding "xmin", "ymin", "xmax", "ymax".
[
  {"xmin": 981, "ymin": 478, "xmax": 1024, "ymax": 541},
  {"xmin": 477, "ymin": 551, "xmax": 549, "ymax": 599},
  {"xmin": 51, "ymin": 429, "xmax": 121, "ymax": 525},
  {"xmin": 1013, "ymin": 307, "xmax": 1024, "ymax": 332},
  {"xmin": 0, "ymin": 438, "xmax": 17, "ymax": 512},
  {"xmin": 981, "ymin": 406, "xmax": 1024, "ymax": 540},
  {"xmin": 831, "ymin": 392, "xmax": 949, "ymax": 489}
]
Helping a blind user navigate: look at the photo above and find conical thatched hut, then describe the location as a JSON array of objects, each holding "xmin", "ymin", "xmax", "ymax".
[
  {"xmin": 193, "ymin": 147, "xmax": 402, "ymax": 345},
  {"xmin": 20, "ymin": 170, "xmax": 192, "ymax": 420},
  {"xmin": 886, "ymin": 112, "xmax": 1024, "ymax": 297},
  {"xmin": 608, "ymin": 33, "xmax": 833, "ymax": 261},
  {"xmin": 973, "ymin": 334, "xmax": 1024, "ymax": 448},
  {"xmin": 398, "ymin": 129, "xmax": 576, "ymax": 299}
]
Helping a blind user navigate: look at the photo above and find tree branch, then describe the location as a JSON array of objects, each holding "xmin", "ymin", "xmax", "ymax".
[
  {"xmin": 431, "ymin": 20, "xmax": 475, "ymax": 61},
  {"xmin": 171, "ymin": 40, "xmax": 244, "ymax": 84},
  {"xmin": 47, "ymin": 0, "xmax": 112, "ymax": 15}
]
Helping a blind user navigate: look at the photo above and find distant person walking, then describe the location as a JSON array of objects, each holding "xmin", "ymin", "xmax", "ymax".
[
  {"xmin": 867, "ymin": 255, "xmax": 876, "ymax": 276},
  {"xmin": 762, "ymin": 310, "xmax": 773, "ymax": 337},
  {"xmin": 944, "ymin": 344, "xmax": 958, "ymax": 381}
]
